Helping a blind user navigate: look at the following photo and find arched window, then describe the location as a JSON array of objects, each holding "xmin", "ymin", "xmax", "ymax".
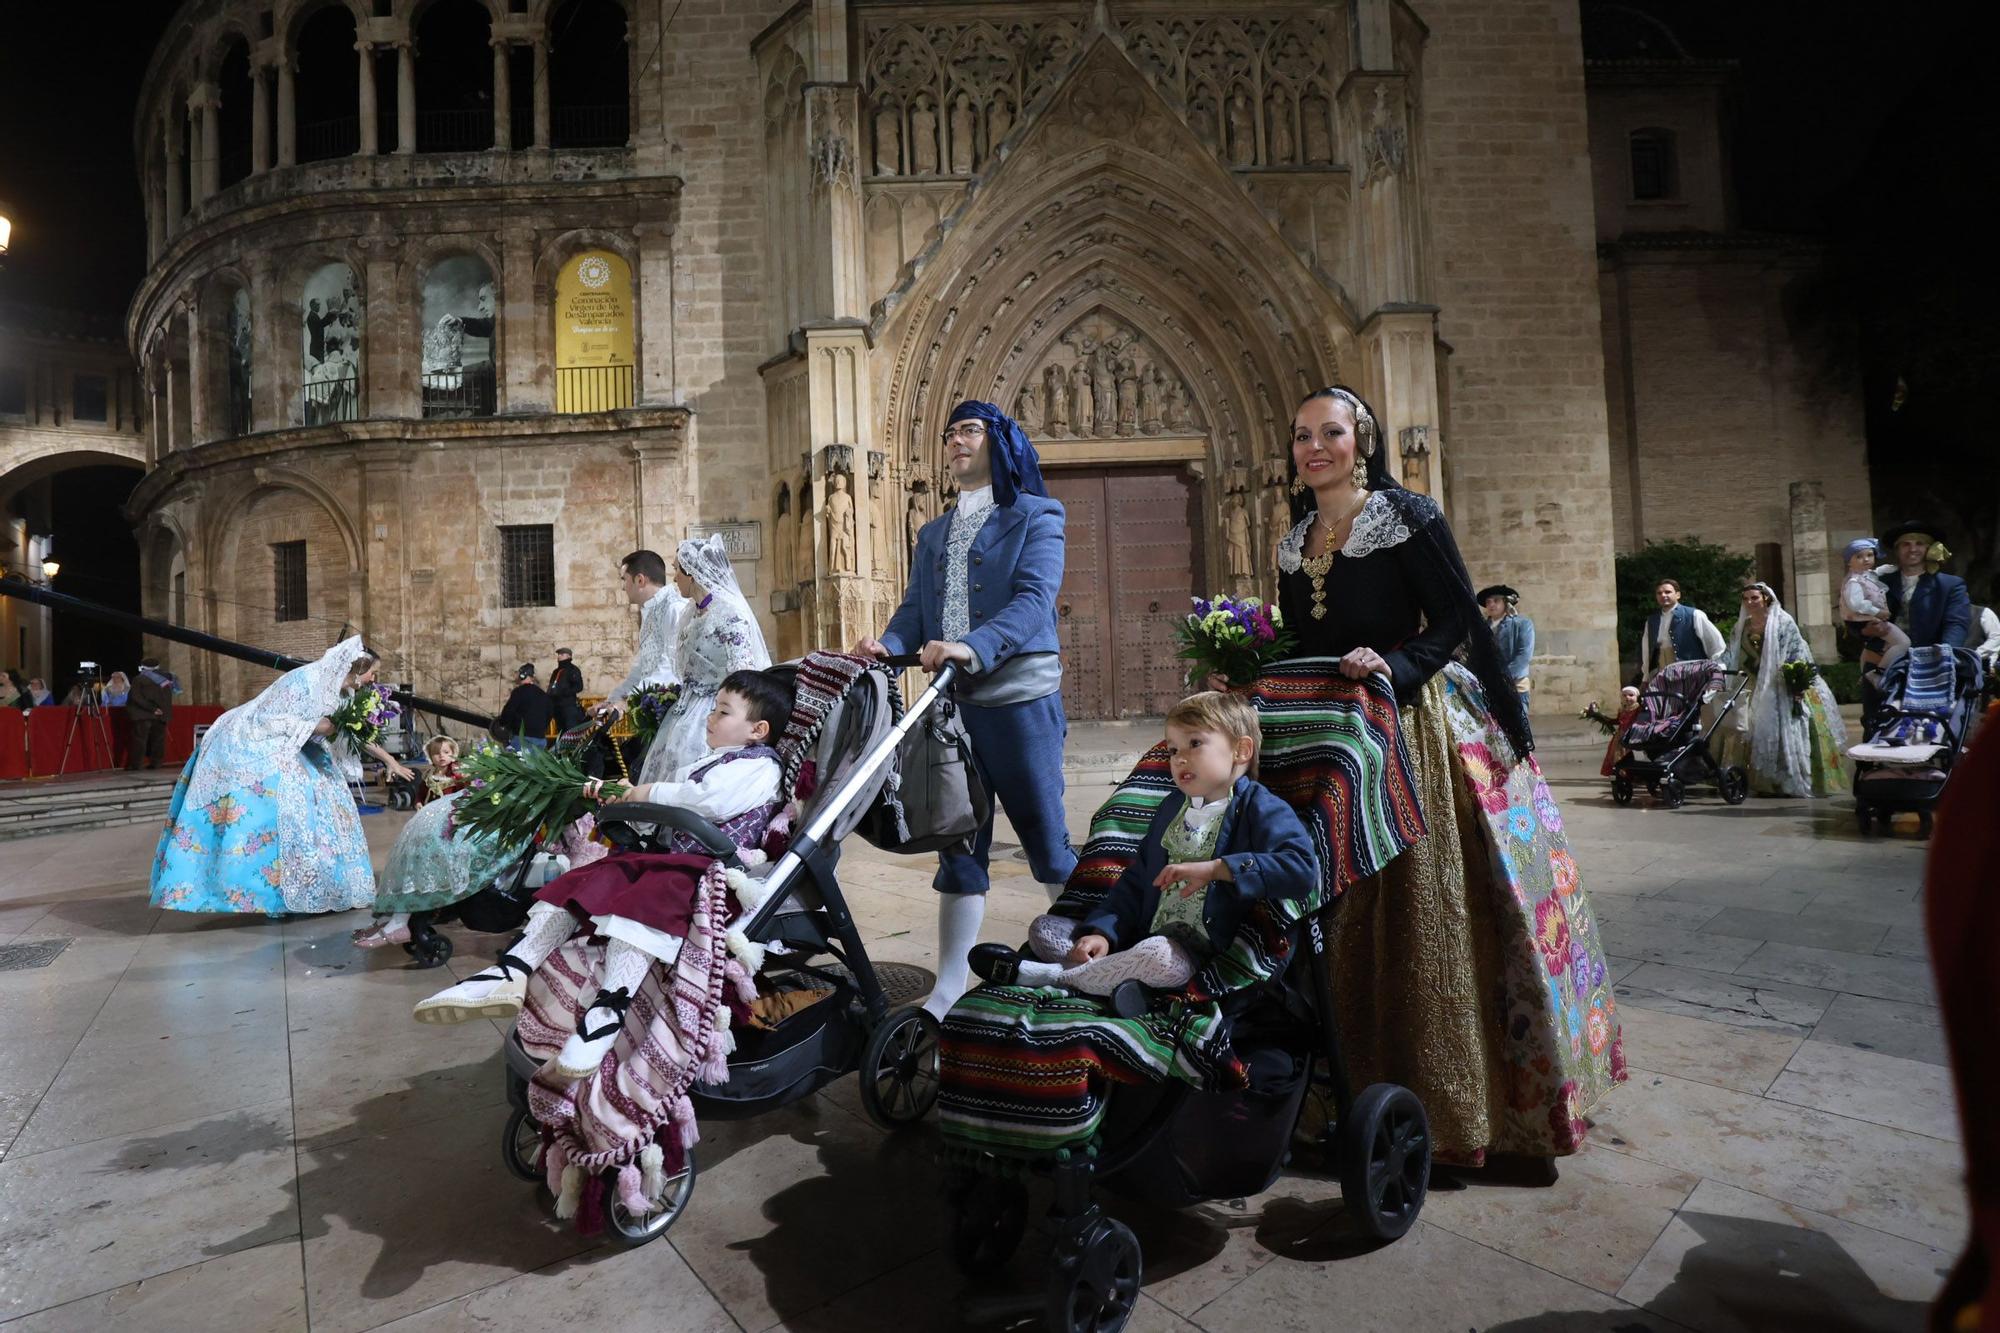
[
  {"xmin": 1629, "ymin": 127, "xmax": 1678, "ymax": 201},
  {"xmin": 217, "ymin": 38, "xmax": 255, "ymax": 187},
  {"xmin": 420, "ymin": 255, "xmax": 498, "ymax": 417},
  {"xmin": 301, "ymin": 262, "xmax": 362, "ymax": 424},
  {"xmin": 415, "ymin": 0, "xmax": 494, "ymax": 151},
  {"xmin": 296, "ymin": 6, "xmax": 360, "ymax": 162},
  {"xmin": 549, "ymin": 0, "xmax": 629, "ymax": 147}
]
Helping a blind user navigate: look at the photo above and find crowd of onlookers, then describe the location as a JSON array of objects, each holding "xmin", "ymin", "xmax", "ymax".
[{"xmin": 0, "ymin": 658, "xmax": 180, "ymax": 769}]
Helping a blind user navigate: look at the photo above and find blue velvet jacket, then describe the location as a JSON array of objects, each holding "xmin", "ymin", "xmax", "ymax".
[
  {"xmin": 880, "ymin": 492, "xmax": 1066, "ymax": 674},
  {"xmin": 1078, "ymin": 775, "xmax": 1318, "ymax": 957},
  {"xmin": 1493, "ymin": 614, "xmax": 1535, "ymax": 683},
  {"xmin": 1885, "ymin": 571, "xmax": 1973, "ymax": 649}
]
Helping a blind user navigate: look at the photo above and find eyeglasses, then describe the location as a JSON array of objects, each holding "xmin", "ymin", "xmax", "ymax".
[{"xmin": 941, "ymin": 423, "xmax": 988, "ymax": 445}]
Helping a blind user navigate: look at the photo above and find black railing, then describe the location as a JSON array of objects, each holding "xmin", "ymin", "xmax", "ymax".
[
  {"xmin": 298, "ymin": 116, "xmax": 361, "ymax": 162},
  {"xmin": 303, "ymin": 373, "xmax": 359, "ymax": 425},
  {"xmin": 551, "ymin": 104, "xmax": 628, "ymax": 148},
  {"xmin": 417, "ymin": 108, "xmax": 493, "ymax": 152},
  {"xmin": 421, "ymin": 363, "xmax": 497, "ymax": 419},
  {"xmin": 555, "ymin": 364, "xmax": 634, "ymax": 414}
]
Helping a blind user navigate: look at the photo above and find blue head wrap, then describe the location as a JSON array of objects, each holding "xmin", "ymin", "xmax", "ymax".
[
  {"xmin": 1844, "ymin": 538, "xmax": 1878, "ymax": 564},
  {"xmin": 947, "ymin": 400, "xmax": 1046, "ymax": 507}
]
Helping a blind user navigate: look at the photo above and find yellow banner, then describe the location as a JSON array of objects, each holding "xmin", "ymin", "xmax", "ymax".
[{"xmin": 554, "ymin": 250, "xmax": 635, "ymax": 412}]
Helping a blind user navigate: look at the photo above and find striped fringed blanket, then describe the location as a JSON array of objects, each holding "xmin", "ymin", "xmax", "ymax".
[
  {"xmin": 515, "ymin": 859, "xmax": 754, "ymax": 1234},
  {"xmin": 938, "ymin": 670, "xmax": 1421, "ymax": 1157}
]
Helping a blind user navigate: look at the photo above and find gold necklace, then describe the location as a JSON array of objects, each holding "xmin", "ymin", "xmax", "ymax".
[{"xmin": 1301, "ymin": 492, "xmax": 1367, "ymax": 620}]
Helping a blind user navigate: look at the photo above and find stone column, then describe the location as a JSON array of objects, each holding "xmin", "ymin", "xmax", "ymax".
[
  {"xmin": 192, "ymin": 84, "xmax": 221, "ymax": 200},
  {"xmin": 629, "ymin": 435, "xmax": 688, "ymax": 552},
  {"xmin": 396, "ymin": 44, "xmax": 417, "ymax": 154},
  {"xmin": 356, "ymin": 40, "xmax": 379, "ymax": 155},
  {"xmin": 808, "ymin": 84, "xmax": 866, "ymax": 319},
  {"xmin": 248, "ymin": 256, "xmax": 281, "ymax": 430},
  {"xmin": 358, "ymin": 444, "xmax": 410, "ymax": 655},
  {"xmin": 531, "ymin": 38, "xmax": 550, "ymax": 148},
  {"xmin": 1358, "ymin": 307, "xmax": 1444, "ymax": 498},
  {"xmin": 635, "ymin": 221, "xmax": 676, "ymax": 404},
  {"xmin": 492, "ymin": 40, "xmax": 512, "ymax": 150},
  {"xmin": 183, "ymin": 298, "xmax": 214, "ymax": 446},
  {"xmin": 358, "ymin": 237, "xmax": 402, "ymax": 417},
  {"xmin": 803, "ymin": 327, "xmax": 876, "ymax": 648},
  {"xmin": 1789, "ymin": 480, "xmax": 1836, "ymax": 658},
  {"xmin": 1339, "ymin": 72, "xmax": 1421, "ymax": 312},
  {"xmin": 497, "ymin": 226, "xmax": 539, "ymax": 411},
  {"xmin": 276, "ymin": 63, "xmax": 297, "ymax": 166},
  {"xmin": 164, "ymin": 117, "xmax": 185, "ymax": 226},
  {"xmin": 251, "ymin": 67, "xmax": 271, "ymax": 171}
]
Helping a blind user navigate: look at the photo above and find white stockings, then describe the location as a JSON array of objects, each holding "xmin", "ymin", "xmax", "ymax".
[{"xmin": 1017, "ymin": 913, "xmax": 1198, "ymax": 996}]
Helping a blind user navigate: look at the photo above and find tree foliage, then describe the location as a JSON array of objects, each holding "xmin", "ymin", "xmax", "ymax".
[{"xmin": 1614, "ymin": 537, "xmax": 1754, "ymax": 669}]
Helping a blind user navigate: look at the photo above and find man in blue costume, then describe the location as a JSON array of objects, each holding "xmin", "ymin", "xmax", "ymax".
[
  {"xmin": 1880, "ymin": 520, "xmax": 1973, "ymax": 649},
  {"xmin": 1478, "ymin": 585, "xmax": 1535, "ymax": 715},
  {"xmin": 857, "ymin": 400, "xmax": 1077, "ymax": 1017},
  {"xmin": 1635, "ymin": 577, "xmax": 1726, "ymax": 684}
]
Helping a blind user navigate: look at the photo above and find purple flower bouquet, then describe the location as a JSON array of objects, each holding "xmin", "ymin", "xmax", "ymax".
[{"xmin": 1171, "ymin": 595, "xmax": 1295, "ymax": 690}]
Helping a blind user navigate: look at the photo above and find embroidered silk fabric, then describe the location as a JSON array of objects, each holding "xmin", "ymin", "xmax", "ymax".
[
  {"xmin": 150, "ymin": 638, "xmax": 375, "ymax": 915},
  {"xmin": 940, "ymin": 484, "xmax": 997, "ymax": 644},
  {"xmin": 370, "ymin": 789, "xmax": 532, "ymax": 916},
  {"xmin": 1328, "ymin": 665, "xmax": 1625, "ymax": 1163}
]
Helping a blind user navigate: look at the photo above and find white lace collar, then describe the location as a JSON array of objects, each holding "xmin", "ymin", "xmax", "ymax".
[{"xmin": 1276, "ymin": 492, "xmax": 1430, "ymax": 571}]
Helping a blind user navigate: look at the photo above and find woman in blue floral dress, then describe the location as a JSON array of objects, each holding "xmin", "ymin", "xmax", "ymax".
[{"xmin": 150, "ymin": 638, "xmax": 414, "ymax": 916}]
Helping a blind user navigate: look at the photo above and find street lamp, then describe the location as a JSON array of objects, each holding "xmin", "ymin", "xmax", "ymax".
[
  {"xmin": 40, "ymin": 558, "xmax": 59, "ymax": 581},
  {"xmin": 0, "ymin": 213, "xmax": 12, "ymax": 257}
]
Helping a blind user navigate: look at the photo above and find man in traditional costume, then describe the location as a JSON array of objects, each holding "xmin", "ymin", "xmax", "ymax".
[
  {"xmin": 1478, "ymin": 585, "xmax": 1534, "ymax": 715},
  {"xmin": 1636, "ymin": 578, "xmax": 1726, "ymax": 682},
  {"xmin": 856, "ymin": 400, "xmax": 1076, "ymax": 1018},
  {"xmin": 1880, "ymin": 520, "xmax": 1972, "ymax": 650}
]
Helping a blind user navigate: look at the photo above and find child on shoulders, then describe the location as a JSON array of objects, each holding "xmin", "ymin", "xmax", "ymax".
[
  {"xmin": 969, "ymin": 691, "xmax": 1317, "ymax": 1012},
  {"xmin": 411, "ymin": 669, "xmax": 794, "ymax": 1081}
]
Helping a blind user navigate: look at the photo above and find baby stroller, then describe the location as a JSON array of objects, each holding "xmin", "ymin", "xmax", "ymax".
[
  {"xmin": 938, "ymin": 749, "xmax": 1431, "ymax": 1333},
  {"xmin": 402, "ymin": 719, "xmax": 612, "ymax": 969},
  {"xmin": 1611, "ymin": 660, "xmax": 1751, "ymax": 809},
  {"xmin": 1851, "ymin": 645, "xmax": 1985, "ymax": 836},
  {"xmin": 497, "ymin": 655, "xmax": 978, "ymax": 1244}
]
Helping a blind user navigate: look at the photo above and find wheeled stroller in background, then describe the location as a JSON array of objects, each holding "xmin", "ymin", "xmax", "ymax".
[
  {"xmin": 498, "ymin": 655, "xmax": 975, "ymax": 1244},
  {"xmin": 938, "ymin": 749, "xmax": 1430, "ymax": 1333},
  {"xmin": 1851, "ymin": 645, "xmax": 1985, "ymax": 836},
  {"xmin": 1611, "ymin": 660, "xmax": 1751, "ymax": 809}
]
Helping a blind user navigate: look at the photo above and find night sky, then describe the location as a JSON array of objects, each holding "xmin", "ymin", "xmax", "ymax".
[{"xmin": 2, "ymin": 1, "xmax": 1995, "ymax": 594}]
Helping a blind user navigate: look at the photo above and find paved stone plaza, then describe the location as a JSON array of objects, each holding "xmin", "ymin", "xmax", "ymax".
[{"xmin": 0, "ymin": 732, "xmax": 1962, "ymax": 1332}]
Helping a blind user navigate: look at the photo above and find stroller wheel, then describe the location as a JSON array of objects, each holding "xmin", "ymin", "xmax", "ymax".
[
  {"xmin": 1610, "ymin": 777, "xmax": 1633, "ymax": 807},
  {"xmin": 606, "ymin": 1146, "xmax": 698, "ymax": 1247},
  {"xmin": 1047, "ymin": 1217, "xmax": 1141, "ymax": 1333},
  {"xmin": 502, "ymin": 1104, "xmax": 543, "ymax": 1183},
  {"xmin": 1854, "ymin": 799, "xmax": 1873, "ymax": 834},
  {"xmin": 950, "ymin": 1175, "xmax": 1029, "ymax": 1275},
  {"xmin": 1718, "ymin": 766, "xmax": 1749, "ymax": 806},
  {"xmin": 1658, "ymin": 775, "xmax": 1686, "ymax": 809},
  {"xmin": 858, "ymin": 1006, "xmax": 941, "ymax": 1130},
  {"xmin": 1918, "ymin": 811, "xmax": 1934, "ymax": 838},
  {"xmin": 403, "ymin": 926, "xmax": 453, "ymax": 969},
  {"xmin": 1340, "ymin": 1083, "xmax": 1430, "ymax": 1242}
]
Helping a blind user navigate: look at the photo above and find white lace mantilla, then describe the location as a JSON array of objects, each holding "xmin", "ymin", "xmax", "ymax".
[
  {"xmin": 942, "ymin": 485, "xmax": 997, "ymax": 642},
  {"xmin": 635, "ymin": 596, "xmax": 774, "ymax": 786},
  {"xmin": 612, "ymin": 584, "xmax": 685, "ymax": 702},
  {"xmin": 1276, "ymin": 491, "xmax": 1434, "ymax": 570}
]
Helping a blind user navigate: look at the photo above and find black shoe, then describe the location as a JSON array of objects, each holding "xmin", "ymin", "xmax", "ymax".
[
  {"xmin": 967, "ymin": 942, "xmax": 1024, "ymax": 986},
  {"xmin": 1108, "ymin": 980, "xmax": 1152, "ymax": 1019}
]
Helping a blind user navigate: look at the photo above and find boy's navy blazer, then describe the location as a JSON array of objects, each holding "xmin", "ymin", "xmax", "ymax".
[
  {"xmin": 1885, "ymin": 570, "xmax": 1973, "ymax": 649},
  {"xmin": 1078, "ymin": 775, "xmax": 1318, "ymax": 956},
  {"xmin": 880, "ymin": 492, "xmax": 1066, "ymax": 674}
]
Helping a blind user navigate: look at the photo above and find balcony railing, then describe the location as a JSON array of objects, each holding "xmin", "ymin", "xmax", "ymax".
[
  {"xmin": 297, "ymin": 116, "xmax": 360, "ymax": 163},
  {"xmin": 421, "ymin": 363, "xmax": 497, "ymax": 419},
  {"xmin": 303, "ymin": 373, "xmax": 359, "ymax": 425},
  {"xmin": 551, "ymin": 104, "xmax": 629, "ymax": 148},
  {"xmin": 417, "ymin": 109, "xmax": 493, "ymax": 153},
  {"xmin": 555, "ymin": 364, "xmax": 635, "ymax": 414}
]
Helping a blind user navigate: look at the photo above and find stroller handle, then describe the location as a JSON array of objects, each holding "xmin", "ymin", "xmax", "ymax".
[{"xmin": 594, "ymin": 802, "xmax": 739, "ymax": 860}]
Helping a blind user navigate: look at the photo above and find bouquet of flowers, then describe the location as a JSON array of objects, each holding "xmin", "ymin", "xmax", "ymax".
[
  {"xmin": 328, "ymin": 683, "xmax": 400, "ymax": 757},
  {"xmin": 624, "ymin": 682, "xmax": 681, "ymax": 753},
  {"xmin": 1171, "ymin": 595, "xmax": 1294, "ymax": 690},
  {"xmin": 1579, "ymin": 702, "xmax": 1620, "ymax": 736},
  {"xmin": 448, "ymin": 742, "xmax": 626, "ymax": 848},
  {"xmin": 1781, "ymin": 660, "xmax": 1819, "ymax": 718}
]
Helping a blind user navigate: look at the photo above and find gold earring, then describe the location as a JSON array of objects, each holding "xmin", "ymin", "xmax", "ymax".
[
  {"xmin": 1351, "ymin": 457, "xmax": 1369, "ymax": 488},
  {"xmin": 1288, "ymin": 476, "xmax": 1305, "ymax": 496}
]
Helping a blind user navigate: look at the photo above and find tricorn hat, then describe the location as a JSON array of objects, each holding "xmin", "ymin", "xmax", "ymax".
[
  {"xmin": 1475, "ymin": 585, "xmax": 1520, "ymax": 604},
  {"xmin": 1881, "ymin": 520, "xmax": 1947, "ymax": 548}
]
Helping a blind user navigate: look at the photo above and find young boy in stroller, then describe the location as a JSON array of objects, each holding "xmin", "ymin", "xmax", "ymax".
[{"xmin": 410, "ymin": 668, "xmax": 791, "ymax": 1084}]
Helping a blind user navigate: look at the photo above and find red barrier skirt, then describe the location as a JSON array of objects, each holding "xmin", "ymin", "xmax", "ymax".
[
  {"xmin": 26, "ymin": 708, "xmax": 117, "ymax": 776},
  {"xmin": 0, "ymin": 710, "xmax": 24, "ymax": 779}
]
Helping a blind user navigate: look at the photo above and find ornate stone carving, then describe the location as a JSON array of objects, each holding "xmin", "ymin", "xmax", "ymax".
[
  {"xmin": 909, "ymin": 95, "xmax": 939, "ymax": 174},
  {"xmin": 1226, "ymin": 90, "xmax": 1256, "ymax": 167},
  {"xmin": 825, "ymin": 470, "xmax": 857, "ymax": 573},
  {"xmin": 1224, "ymin": 489, "xmax": 1253, "ymax": 584},
  {"xmin": 949, "ymin": 92, "xmax": 975, "ymax": 174},
  {"xmin": 1361, "ymin": 84, "xmax": 1408, "ymax": 187},
  {"xmin": 873, "ymin": 102, "xmax": 901, "ymax": 176}
]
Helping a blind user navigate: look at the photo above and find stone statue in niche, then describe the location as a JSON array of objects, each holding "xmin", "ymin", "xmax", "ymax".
[
  {"xmin": 1226, "ymin": 90, "xmax": 1256, "ymax": 167},
  {"xmin": 910, "ymin": 95, "xmax": 939, "ymax": 174},
  {"xmin": 988, "ymin": 97, "xmax": 1013, "ymax": 153},
  {"xmin": 1224, "ymin": 491, "xmax": 1253, "ymax": 585},
  {"xmin": 774, "ymin": 483, "xmax": 795, "ymax": 588},
  {"xmin": 905, "ymin": 492, "xmax": 923, "ymax": 557},
  {"xmin": 1191, "ymin": 97, "xmax": 1220, "ymax": 153},
  {"xmin": 1362, "ymin": 84, "xmax": 1408, "ymax": 186},
  {"xmin": 1067, "ymin": 361, "xmax": 1091, "ymax": 438},
  {"xmin": 1043, "ymin": 363, "xmax": 1070, "ymax": 435},
  {"xmin": 949, "ymin": 92, "xmax": 975, "ymax": 173},
  {"xmin": 1166, "ymin": 377, "xmax": 1193, "ymax": 430},
  {"xmin": 1090, "ymin": 347, "xmax": 1116, "ymax": 435},
  {"xmin": 1139, "ymin": 366, "xmax": 1165, "ymax": 433},
  {"xmin": 1301, "ymin": 90, "xmax": 1332, "ymax": 164},
  {"xmin": 1115, "ymin": 353, "xmax": 1140, "ymax": 436},
  {"xmin": 1014, "ymin": 379, "xmax": 1041, "ymax": 431},
  {"xmin": 826, "ymin": 471, "xmax": 858, "ymax": 573},
  {"xmin": 1267, "ymin": 94, "xmax": 1294, "ymax": 165},
  {"xmin": 873, "ymin": 102, "xmax": 900, "ymax": 176}
]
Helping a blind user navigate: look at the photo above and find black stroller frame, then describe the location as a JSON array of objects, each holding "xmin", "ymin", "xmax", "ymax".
[
  {"xmin": 496, "ymin": 656, "xmax": 960, "ymax": 1245},
  {"xmin": 948, "ymin": 900, "xmax": 1431, "ymax": 1333},
  {"xmin": 1611, "ymin": 666, "xmax": 1752, "ymax": 809},
  {"xmin": 1854, "ymin": 646, "xmax": 1985, "ymax": 837}
]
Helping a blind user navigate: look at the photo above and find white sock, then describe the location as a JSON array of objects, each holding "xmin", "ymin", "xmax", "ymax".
[
  {"xmin": 509, "ymin": 902, "xmax": 577, "ymax": 973},
  {"xmin": 1015, "ymin": 958, "xmax": 1063, "ymax": 985},
  {"xmin": 1039, "ymin": 880, "xmax": 1068, "ymax": 905},
  {"xmin": 924, "ymin": 893, "xmax": 986, "ymax": 1019},
  {"xmin": 382, "ymin": 912, "xmax": 410, "ymax": 932},
  {"xmin": 597, "ymin": 939, "xmax": 654, "ymax": 999}
]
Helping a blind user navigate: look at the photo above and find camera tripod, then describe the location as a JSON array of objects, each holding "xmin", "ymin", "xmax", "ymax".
[{"xmin": 56, "ymin": 691, "xmax": 115, "ymax": 777}]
